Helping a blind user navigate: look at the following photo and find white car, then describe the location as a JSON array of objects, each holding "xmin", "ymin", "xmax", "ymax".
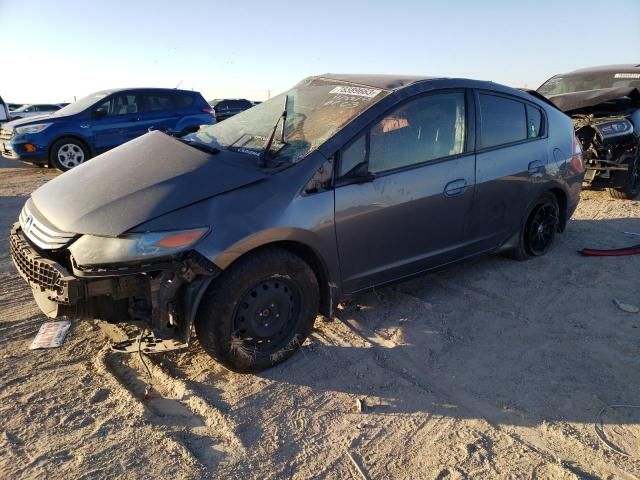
[{"xmin": 9, "ymin": 103, "xmax": 63, "ymax": 119}]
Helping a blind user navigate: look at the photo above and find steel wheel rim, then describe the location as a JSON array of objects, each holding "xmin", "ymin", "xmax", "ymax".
[
  {"xmin": 232, "ymin": 277, "xmax": 301, "ymax": 354},
  {"xmin": 57, "ymin": 143, "xmax": 85, "ymax": 169},
  {"xmin": 528, "ymin": 202, "xmax": 558, "ymax": 255}
]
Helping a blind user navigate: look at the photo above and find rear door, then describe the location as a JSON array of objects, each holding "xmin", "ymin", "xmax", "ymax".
[
  {"xmin": 91, "ymin": 92, "xmax": 144, "ymax": 151},
  {"xmin": 139, "ymin": 91, "xmax": 180, "ymax": 133},
  {"xmin": 334, "ymin": 90, "xmax": 476, "ymax": 293},
  {"xmin": 466, "ymin": 91, "xmax": 548, "ymax": 253}
]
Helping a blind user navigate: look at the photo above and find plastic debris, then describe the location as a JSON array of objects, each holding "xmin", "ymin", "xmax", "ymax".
[{"xmin": 614, "ymin": 298, "xmax": 640, "ymax": 314}]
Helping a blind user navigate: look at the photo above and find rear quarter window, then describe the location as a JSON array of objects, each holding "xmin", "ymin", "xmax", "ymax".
[
  {"xmin": 526, "ymin": 104, "xmax": 543, "ymax": 138},
  {"xmin": 479, "ymin": 94, "xmax": 527, "ymax": 149}
]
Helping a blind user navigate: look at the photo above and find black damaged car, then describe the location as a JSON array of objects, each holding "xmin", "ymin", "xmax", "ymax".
[
  {"xmin": 538, "ymin": 64, "xmax": 640, "ymax": 199},
  {"xmin": 11, "ymin": 74, "xmax": 583, "ymax": 373}
]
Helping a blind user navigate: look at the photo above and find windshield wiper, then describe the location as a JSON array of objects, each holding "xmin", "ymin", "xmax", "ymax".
[
  {"xmin": 258, "ymin": 95, "xmax": 288, "ymax": 167},
  {"xmin": 178, "ymin": 138, "xmax": 220, "ymax": 155}
]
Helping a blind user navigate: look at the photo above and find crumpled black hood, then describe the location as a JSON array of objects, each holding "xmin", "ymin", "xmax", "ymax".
[
  {"xmin": 30, "ymin": 131, "xmax": 268, "ymax": 236},
  {"xmin": 546, "ymin": 87, "xmax": 640, "ymax": 113}
]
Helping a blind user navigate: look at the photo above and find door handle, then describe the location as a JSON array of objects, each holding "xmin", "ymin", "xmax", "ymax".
[
  {"xmin": 528, "ymin": 160, "xmax": 544, "ymax": 173},
  {"xmin": 444, "ymin": 178, "xmax": 467, "ymax": 196}
]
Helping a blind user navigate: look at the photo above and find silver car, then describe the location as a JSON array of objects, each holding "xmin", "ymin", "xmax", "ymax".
[{"xmin": 9, "ymin": 103, "xmax": 63, "ymax": 119}]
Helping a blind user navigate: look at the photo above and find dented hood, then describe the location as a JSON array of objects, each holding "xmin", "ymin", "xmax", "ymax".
[
  {"xmin": 30, "ymin": 131, "xmax": 268, "ymax": 236},
  {"xmin": 546, "ymin": 87, "xmax": 640, "ymax": 113}
]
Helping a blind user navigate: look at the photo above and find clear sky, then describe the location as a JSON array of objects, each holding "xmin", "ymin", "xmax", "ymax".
[{"xmin": 1, "ymin": 0, "xmax": 638, "ymax": 103}]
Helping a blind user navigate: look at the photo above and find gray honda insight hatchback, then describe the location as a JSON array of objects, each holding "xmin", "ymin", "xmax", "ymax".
[{"xmin": 11, "ymin": 74, "xmax": 583, "ymax": 372}]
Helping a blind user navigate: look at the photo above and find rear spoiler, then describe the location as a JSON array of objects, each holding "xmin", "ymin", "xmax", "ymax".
[{"xmin": 518, "ymin": 89, "xmax": 562, "ymax": 110}]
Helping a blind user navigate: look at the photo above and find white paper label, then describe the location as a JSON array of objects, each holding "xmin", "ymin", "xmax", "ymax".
[
  {"xmin": 614, "ymin": 73, "xmax": 640, "ymax": 79},
  {"xmin": 30, "ymin": 321, "xmax": 72, "ymax": 349},
  {"xmin": 329, "ymin": 86, "xmax": 382, "ymax": 98}
]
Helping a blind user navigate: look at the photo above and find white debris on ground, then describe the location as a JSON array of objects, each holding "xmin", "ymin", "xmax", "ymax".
[{"xmin": 1, "ymin": 159, "xmax": 640, "ymax": 479}]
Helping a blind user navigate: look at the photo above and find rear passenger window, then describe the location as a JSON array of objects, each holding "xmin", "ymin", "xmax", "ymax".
[
  {"xmin": 368, "ymin": 93, "xmax": 466, "ymax": 173},
  {"xmin": 143, "ymin": 94, "xmax": 173, "ymax": 112},
  {"xmin": 174, "ymin": 94, "xmax": 195, "ymax": 108},
  {"xmin": 479, "ymin": 94, "xmax": 527, "ymax": 148},
  {"xmin": 526, "ymin": 104, "xmax": 543, "ymax": 138}
]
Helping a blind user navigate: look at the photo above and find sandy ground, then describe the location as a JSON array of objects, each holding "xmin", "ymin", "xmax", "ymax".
[{"xmin": 1, "ymin": 157, "xmax": 640, "ymax": 480}]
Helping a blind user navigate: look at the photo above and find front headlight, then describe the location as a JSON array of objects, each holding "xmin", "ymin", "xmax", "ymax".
[
  {"xmin": 15, "ymin": 123, "xmax": 52, "ymax": 134},
  {"xmin": 68, "ymin": 228, "xmax": 208, "ymax": 266}
]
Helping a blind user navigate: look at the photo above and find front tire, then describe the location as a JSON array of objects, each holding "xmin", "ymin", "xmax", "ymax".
[
  {"xmin": 607, "ymin": 153, "xmax": 640, "ymax": 200},
  {"xmin": 49, "ymin": 138, "xmax": 90, "ymax": 171},
  {"xmin": 509, "ymin": 192, "xmax": 560, "ymax": 261},
  {"xmin": 195, "ymin": 248, "xmax": 319, "ymax": 373}
]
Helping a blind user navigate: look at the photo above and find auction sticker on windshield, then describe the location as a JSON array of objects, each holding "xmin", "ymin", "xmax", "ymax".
[
  {"xmin": 329, "ymin": 86, "xmax": 382, "ymax": 98},
  {"xmin": 614, "ymin": 73, "xmax": 640, "ymax": 79}
]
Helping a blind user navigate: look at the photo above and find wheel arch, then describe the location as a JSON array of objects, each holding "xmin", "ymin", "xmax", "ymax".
[
  {"xmin": 548, "ymin": 187, "xmax": 568, "ymax": 231},
  {"xmin": 211, "ymin": 239, "xmax": 338, "ymax": 319},
  {"xmin": 47, "ymin": 134, "xmax": 93, "ymax": 165}
]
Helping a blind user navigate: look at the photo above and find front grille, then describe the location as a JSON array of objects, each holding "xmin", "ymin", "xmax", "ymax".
[
  {"xmin": 0, "ymin": 128, "xmax": 13, "ymax": 142},
  {"xmin": 10, "ymin": 227, "xmax": 68, "ymax": 296},
  {"xmin": 19, "ymin": 203, "xmax": 76, "ymax": 250}
]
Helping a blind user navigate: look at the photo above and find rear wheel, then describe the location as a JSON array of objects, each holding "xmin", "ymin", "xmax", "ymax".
[
  {"xmin": 195, "ymin": 248, "xmax": 319, "ymax": 373},
  {"xmin": 49, "ymin": 138, "xmax": 90, "ymax": 171},
  {"xmin": 509, "ymin": 193, "xmax": 560, "ymax": 260},
  {"xmin": 608, "ymin": 153, "xmax": 640, "ymax": 200}
]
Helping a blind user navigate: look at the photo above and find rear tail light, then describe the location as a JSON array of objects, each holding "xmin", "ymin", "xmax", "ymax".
[
  {"xmin": 201, "ymin": 106, "xmax": 212, "ymax": 114},
  {"xmin": 570, "ymin": 134, "xmax": 584, "ymax": 173}
]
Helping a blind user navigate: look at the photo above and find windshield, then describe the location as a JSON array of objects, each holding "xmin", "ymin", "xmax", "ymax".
[
  {"xmin": 55, "ymin": 92, "xmax": 109, "ymax": 116},
  {"xmin": 538, "ymin": 72, "xmax": 640, "ymax": 96},
  {"xmin": 190, "ymin": 77, "xmax": 390, "ymax": 164}
]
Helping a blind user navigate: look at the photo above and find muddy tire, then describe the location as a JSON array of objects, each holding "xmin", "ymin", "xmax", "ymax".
[
  {"xmin": 607, "ymin": 154, "xmax": 640, "ymax": 200},
  {"xmin": 49, "ymin": 137, "xmax": 91, "ymax": 171},
  {"xmin": 508, "ymin": 192, "xmax": 560, "ymax": 261},
  {"xmin": 195, "ymin": 248, "xmax": 319, "ymax": 373}
]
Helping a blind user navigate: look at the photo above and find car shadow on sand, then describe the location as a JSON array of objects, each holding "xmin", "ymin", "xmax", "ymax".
[{"xmin": 244, "ymin": 216, "xmax": 640, "ymax": 431}]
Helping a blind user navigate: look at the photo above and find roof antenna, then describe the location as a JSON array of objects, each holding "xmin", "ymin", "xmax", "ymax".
[{"xmin": 175, "ymin": 80, "xmax": 183, "ymax": 89}]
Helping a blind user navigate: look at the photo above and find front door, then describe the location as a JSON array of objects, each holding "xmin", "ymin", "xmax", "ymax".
[
  {"xmin": 334, "ymin": 91, "xmax": 475, "ymax": 293},
  {"xmin": 91, "ymin": 93, "xmax": 144, "ymax": 152}
]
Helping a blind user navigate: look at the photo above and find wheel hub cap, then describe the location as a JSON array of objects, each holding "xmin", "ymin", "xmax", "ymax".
[{"xmin": 57, "ymin": 144, "xmax": 85, "ymax": 168}]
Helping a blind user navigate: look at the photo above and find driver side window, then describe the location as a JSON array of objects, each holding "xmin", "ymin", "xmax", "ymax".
[{"xmin": 338, "ymin": 92, "xmax": 467, "ymax": 178}]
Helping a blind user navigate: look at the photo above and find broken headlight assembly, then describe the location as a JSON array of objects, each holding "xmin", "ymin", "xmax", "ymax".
[
  {"xmin": 68, "ymin": 228, "xmax": 209, "ymax": 266},
  {"xmin": 594, "ymin": 119, "xmax": 634, "ymax": 140}
]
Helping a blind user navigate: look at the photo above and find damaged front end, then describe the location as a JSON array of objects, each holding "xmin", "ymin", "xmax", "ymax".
[
  {"xmin": 574, "ymin": 115, "xmax": 638, "ymax": 189},
  {"xmin": 547, "ymin": 87, "xmax": 640, "ymax": 199},
  {"xmin": 10, "ymin": 204, "xmax": 220, "ymax": 353}
]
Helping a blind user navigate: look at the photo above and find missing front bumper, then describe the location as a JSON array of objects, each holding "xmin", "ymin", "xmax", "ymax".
[{"xmin": 10, "ymin": 223, "xmax": 220, "ymax": 346}]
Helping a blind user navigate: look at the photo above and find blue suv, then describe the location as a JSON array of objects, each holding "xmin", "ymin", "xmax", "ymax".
[{"xmin": 0, "ymin": 88, "xmax": 215, "ymax": 171}]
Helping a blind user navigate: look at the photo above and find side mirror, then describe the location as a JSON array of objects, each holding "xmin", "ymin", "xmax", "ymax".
[{"xmin": 93, "ymin": 107, "xmax": 107, "ymax": 118}]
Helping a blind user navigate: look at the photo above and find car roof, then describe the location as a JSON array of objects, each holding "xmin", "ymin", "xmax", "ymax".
[
  {"xmin": 93, "ymin": 87, "xmax": 198, "ymax": 96},
  {"xmin": 562, "ymin": 64, "xmax": 640, "ymax": 75},
  {"xmin": 317, "ymin": 73, "xmax": 440, "ymax": 91}
]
